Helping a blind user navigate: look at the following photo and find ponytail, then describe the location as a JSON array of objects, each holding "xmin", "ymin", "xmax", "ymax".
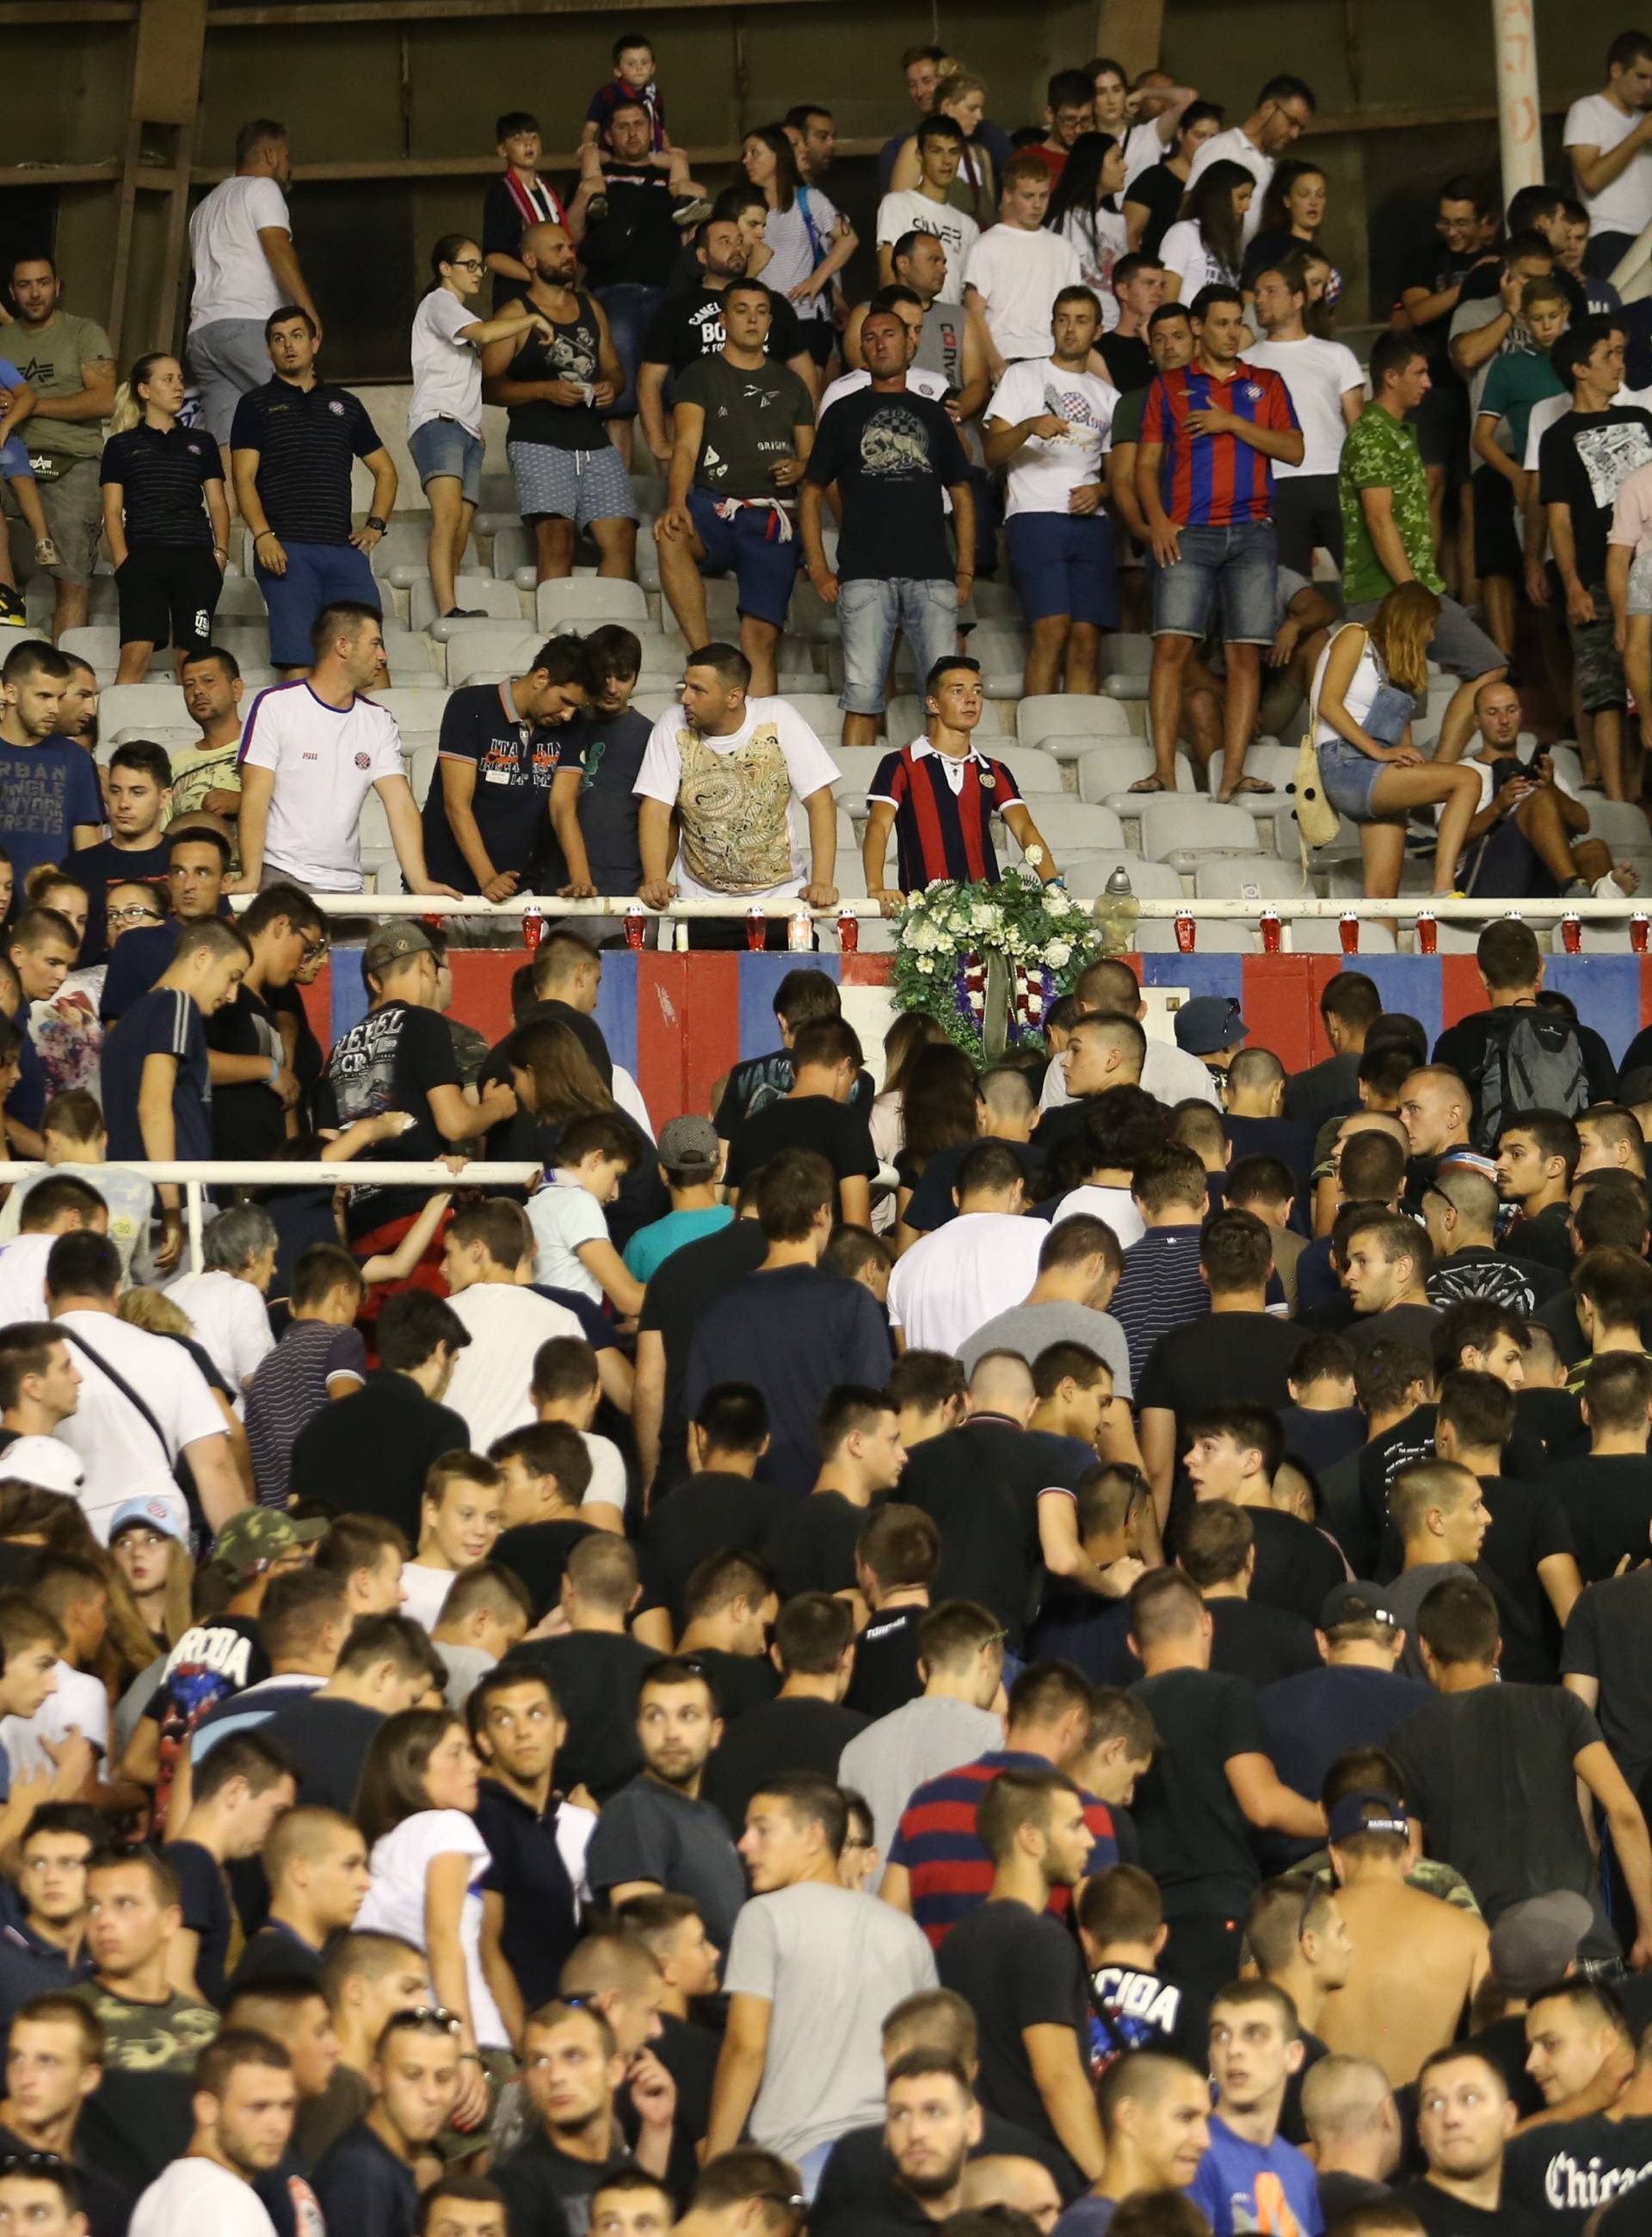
[
  {"xmin": 109, "ymin": 352, "xmax": 176, "ymax": 436},
  {"xmin": 428, "ymin": 235, "xmax": 478, "ymax": 293}
]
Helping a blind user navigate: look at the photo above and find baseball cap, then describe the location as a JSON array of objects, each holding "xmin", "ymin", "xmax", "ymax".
[
  {"xmin": 213, "ymin": 1507, "xmax": 329, "ymax": 1584},
  {"xmin": 1174, "ymin": 995, "xmax": 1249, "ymax": 1055},
  {"xmin": 1319, "ymin": 1579, "xmax": 1399, "ymax": 1630},
  {"xmin": 0, "ymin": 1435, "xmax": 86, "ymax": 1495},
  {"xmin": 657, "ymin": 1115, "xmax": 720, "ymax": 1175},
  {"xmin": 108, "ymin": 1494, "xmax": 189, "ymax": 1547},
  {"xmin": 1327, "ymin": 1790, "xmax": 1409, "ymax": 1845},
  {"xmin": 1489, "ymin": 1892, "xmax": 1594, "ymax": 1996},
  {"xmin": 363, "ymin": 921, "xmax": 437, "ymax": 979}
]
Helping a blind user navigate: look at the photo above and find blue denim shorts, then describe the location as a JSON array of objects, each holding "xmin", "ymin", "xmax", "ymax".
[
  {"xmin": 255, "ymin": 539, "xmax": 381, "ymax": 669},
  {"xmin": 1151, "ymin": 517, "xmax": 1278, "ymax": 645},
  {"xmin": 687, "ymin": 489, "xmax": 799, "ymax": 627},
  {"xmin": 0, "ymin": 433, "xmax": 32, "ymax": 481},
  {"xmin": 595, "ymin": 282, "xmax": 664, "ymax": 418},
  {"xmin": 1316, "ymin": 736, "xmax": 1390, "ymax": 820},
  {"xmin": 837, "ymin": 576, "xmax": 959, "ymax": 715},
  {"xmin": 1005, "ymin": 510, "xmax": 1118, "ymax": 626},
  {"xmin": 409, "ymin": 417, "xmax": 484, "ymax": 504}
]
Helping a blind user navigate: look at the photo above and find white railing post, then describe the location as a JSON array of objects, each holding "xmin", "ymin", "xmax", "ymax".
[{"xmin": 186, "ymin": 1180, "xmax": 206, "ymax": 1275}]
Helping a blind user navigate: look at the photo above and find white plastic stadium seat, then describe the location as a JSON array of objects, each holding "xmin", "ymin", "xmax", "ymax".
[
  {"xmin": 1102, "ymin": 632, "xmax": 1154, "ymax": 675},
  {"xmin": 1077, "ymin": 743, "xmax": 1183, "ymax": 806},
  {"xmin": 536, "ymin": 579, "xmax": 649, "ymax": 632},
  {"xmin": 59, "ymin": 625, "xmax": 120, "ymax": 675},
  {"xmin": 1059, "ymin": 855, "xmax": 1186, "ymax": 900},
  {"xmin": 1138, "ymin": 798, "xmax": 1261, "ymax": 871},
  {"xmin": 99, "ymin": 683, "xmax": 189, "ymax": 736},
  {"xmin": 373, "ymin": 522, "xmax": 478, "ymax": 588},
  {"xmin": 1209, "ymin": 744, "xmax": 1302, "ymax": 817},
  {"xmin": 1013, "ymin": 802, "xmax": 1124, "ymax": 857},
  {"xmin": 829, "ymin": 747, "xmax": 891, "ymax": 805},
  {"xmin": 1017, "ymin": 695, "xmax": 1134, "ymax": 751},
  {"xmin": 780, "ymin": 695, "xmax": 845, "ymax": 740},
  {"xmin": 1584, "ymin": 799, "xmax": 1652, "ymax": 849},
  {"xmin": 990, "ymin": 749, "xmax": 1063, "ymax": 796},
  {"xmin": 446, "ymin": 630, "xmax": 542, "ymax": 688},
  {"xmin": 1193, "ymin": 859, "xmax": 1310, "ymax": 901},
  {"xmin": 412, "ymin": 577, "xmax": 524, "ymax": 633}
]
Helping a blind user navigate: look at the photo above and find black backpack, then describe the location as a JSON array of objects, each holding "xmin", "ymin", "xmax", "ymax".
[{"xmin": 1473, "ymin": 1007, "xmax": 1589, "ymax": 1151}]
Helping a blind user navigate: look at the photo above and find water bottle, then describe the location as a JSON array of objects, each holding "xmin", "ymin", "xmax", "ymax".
[{"xmin": 1094, "ymin": 862, "xmax": 1139, "ymax": 957}]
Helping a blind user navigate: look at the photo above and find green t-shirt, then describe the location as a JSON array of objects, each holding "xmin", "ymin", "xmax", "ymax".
[
  {"xmin": 675, "ymin": 353, "xmax": 814, "ymax": 501},
  {"xmin": 8, "ymin": 311, "xmax": 113, "ymax": 463},
  {"xmin": 1477, "ymin": 350, "xmax": 1567, "ymax": 463},
  {"xmin": 1339, "ymin": 401, "xmax": 1443, "ymax": 606}
]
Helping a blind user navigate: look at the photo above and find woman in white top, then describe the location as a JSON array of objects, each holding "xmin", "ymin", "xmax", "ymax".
[
  {"xmin": 355, "ymin": 1705, "xmax": 515, "ymax": 2129},
  {"xmin": 742, "ymin": 127, "xmax": 857, "ymax": 360},
  {"xmin": 1310, "ymin": 582, "xmax": 1482, "ymax": 899},
  {"xmin": 399, "ymin": 1453, "xmax": 505, "ymax": 1631},
  {"xmin": 408, "ymin": 234, "xmax": 549, "ymax": 620},
  {"xmin": 1156, "ymin": 160, "xmax": 1253, "ymax": 302},
  {"xmin": 1046, "ymin": 134, "xmax": 1131, "ymax": 323}
]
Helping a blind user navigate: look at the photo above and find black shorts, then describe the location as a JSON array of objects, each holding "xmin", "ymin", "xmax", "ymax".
[
  {"xmin": 115, "ymin": 544, "xmax": 221, "ymax": 652},
  {"xmin": 1470, "ymin": 465, "xmax": 1521, "ymax": 581},
  {"xmin": 800, "ymin": 319, "xmax": 835, "ymax": 369},
  {"xmin": 1409, "ymin": 375, "xmax": 1470, "ymax": 479}
]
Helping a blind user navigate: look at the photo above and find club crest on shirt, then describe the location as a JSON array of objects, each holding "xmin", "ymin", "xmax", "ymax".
[
  {"xmin": 354, "ymin": 752, "xmax": 371, "ymax": 769},
  {"xmin": 328, "ymin": 399, "xmax": 345, "ymax": 415}
]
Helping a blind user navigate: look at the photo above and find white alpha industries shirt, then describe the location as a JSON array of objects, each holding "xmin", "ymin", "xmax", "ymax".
[
  {"xmin": 239, "ymin": 681, "xmax": 407, "ymax": 890},
  {"xmin": 987, "ymin": 358, "xmax": 1118, "ymax": 519},
  {"xmin": 188, "ymin": 175, "xmax": 293, "ymax": 332}
]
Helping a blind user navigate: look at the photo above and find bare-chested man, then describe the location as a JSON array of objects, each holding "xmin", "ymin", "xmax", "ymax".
[{"xmin": 1316, "ymin": 1791, "xmax": 1490, "ymax": 2086}]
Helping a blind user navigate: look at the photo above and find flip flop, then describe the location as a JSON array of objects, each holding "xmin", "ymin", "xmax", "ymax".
[
  {"xmin": 1127, "ymin": 775, "xmax": 1168, "ymax": 795},
  {"xmin": 1225, "ymin": 774, "xmax": 1276, "ymax": 796}
]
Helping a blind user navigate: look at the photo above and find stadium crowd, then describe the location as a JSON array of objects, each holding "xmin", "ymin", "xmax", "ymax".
[{"xmin": 0, "ymin": 18, "xmax": 1652, "ymax": 2237}]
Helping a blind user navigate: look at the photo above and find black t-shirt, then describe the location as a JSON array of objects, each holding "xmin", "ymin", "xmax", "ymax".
[
  {"xmin": 502, "ymin": 1630, "xmax": 659, "ymax": 1802},
  {"xmin": 1344, "ymin": 1300, "xmax": 1444, "ymax": 1355},
  {"xmin": 1122, "ymin": 160, "xmax": 1187, "ymax": 262},
  {"xmin": 814, "ymin": 2111, "xmax": 1077, "ymax": 2224},
  {"xmin": 676, "ymin": 1642, "xmax": 779, "ymax": 1724},
  {"xmin": 724, "ymin": 1094, "xmax": 878, "ymax": 1212},
  {"xmin": 1084, "ymin": 1960, "xmax": 1208, "ymax": 2082},
  {"xmin": 704, "ymin": 1696, "xmax": 867, "ymax": 1837},
  {"xmin": 639, "ymin": 1470, "xmax": 789, "ymax": 1630},
  {"xmin": 638, "ymin": 1217, "xmax": 769, "ymax": 1493},
  {"xmin": 1503, "ymin": 2111, "xmax": 1652, "ymax": 2235},
  {"xmin": 643, "ymin": 282, "xmax": 805, "ymax": 374},
  {"xmin": 474, "ymin": 1780, "xmax": 583, "ymax": 2012},
  {"xmin": 1390, "ymin": 2177, "xmax": 1542, "ymax": 2236},
  {"xmin": 420, "ymin": 681, "xmax": 565, "ymax": 890},
  {"xmin": 1129, "ymin": 1667, "xmax": 1267, "ymax": 1921},
  {"xmin": 1538, "ymin": 408, "xmax": 1652, "ymax": 586},
  {"xmin": 1561, "ymin": 1567, "xmax": 1652, "ymax": 1798},
  {"xmin": 578, "ymin": 168, "xmax": 685, "ymax": 288},
  {"xmin": 1097, "ymin": 330, "xmax": 1153, "ymax": 394},
  {"xmin": 1137, "ymin": 1313, "xmax": 1303, "ymax": 1465},
  {"xmin": 681, "ymin": 1265, "xmax": 893, "ymax": 1496},
  {"xmin": 1278, "ymin": 1404, "xmax": 1365, "ymax": 1479},
  {"xmin": 260, "ymin": 1696, "xmax": 383, "ymax": 1815},
  {"xmin": 898, "ymin": 1417, "xmax": 1088, "ymax": 1642},
  {"xmin": 936, "ymin": 1899, "xmax": 1089, "ymax": 2156},
  {"xmin": 312, "ymin": 2120, "xmax": 420, "ymax": 2237},
  {"xmin": 764, "ymin": 1490, "xmax": 879, "ymax": 1599},
  {"xmin": 161, "ymin": 1839, "xmax": 232, "ymax": 2008},
  {"xmin": 1245, "ymin": 1507, "xmax": 1350, "ymax": 1628},
  {"xmin": 493, "ymin": 1519, "xmax": 596, "ymax": 1620},
  {"xmin": 1427, "ymin": 1243, "xmax": 1565, "ymax": 1315},
  {"xmin": 805, "ymin": 384, "xmax": 971, "ymax": 582},
  {"xmin": 676, "ymin": 354, "xmax": 813, "ymax": 499},
  {"xmin": 1389, "ymin": 1683, "xmax": 1615, "ymax": 1950},
  {"xmin": 552, "ymin": 705, "xmax": 652, "ymax": 890},
  {"xmin": 318, "ymin": 999, "xmax": 463, "ymax": 1232},
  {"xmin": 100, "ymin": 422, "xmax": 219, "ymax": 546},
  {"xmin": 901, "ymin": 1135, "xmax": 1045, "ymax": 1233},
  {"xmin": 846, "ymin": 1605, "xmax": 926, "ymax": 1717},
  {"xmin": 71, "ymin": 835, "xmax": 170, "ymax": 966},
  {"xmin": 290, "ymin": 1373, "xmax": 471, "ymax": 1538},
  {"xmin": 102, "ymin": 985, "xmax": 213, "ymax": 1162},
  {"xmin": 1259, "ymin": 1663, "xmax": 1434, "ymax": 1816},
  {"xmin": 480, "ymin": 995, "xmax": 613, "ymax": 1094},
  {"xmin": 1205, "ymin": 1597, "xmax": 1320, "ymax": 1688},
  {"xmin": 229, "ymin": 379, "xmax": 382, "ymax": 546},
  {"xmin": 496, "ymin": 2122, "xmax": 632, "ymax": 2237},
  {"xmin": 225, "ymin": 1920, "xmax": 325, "ymax": 1997},
  {"xmin": 0, "ymin": 2122, "xmax": 130, "ymax": 2237},
  {"xmin": 1476, "ymin": 1475, "xmax": 1576, "ymax": 1684},
  {"xmin": 1506, "ymin": 1199, "xmax": 1576, "ymax": 1277},
  {"xmin": 204, "ymin": 982, "xmax": 287, "ymax": 1160},
  {"xmin": 1398, "ymin": 242, "xmax": 1486, "ymax": 358}
]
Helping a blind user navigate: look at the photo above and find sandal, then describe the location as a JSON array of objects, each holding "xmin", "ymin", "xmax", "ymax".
[
  {"xmin": 1127, "ymin": 774, "xmax": 1168, "ymax": 795},
  {"xmin": 1225, "ymin": 773, "xmax": 1276, "ymax": 796}
]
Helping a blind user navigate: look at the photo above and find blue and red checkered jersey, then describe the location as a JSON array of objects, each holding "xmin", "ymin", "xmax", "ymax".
[
  {"xmin": 868, "ymin": 740, "xmax": 1024, "ymax": 892},
  {"xmin": 1140, "ymin": 361, "xmax": 1299, "ymax": 527},
  {"xmin": 886, "ymin": 1747, "xmax": 1119, "ymax": 1950}
]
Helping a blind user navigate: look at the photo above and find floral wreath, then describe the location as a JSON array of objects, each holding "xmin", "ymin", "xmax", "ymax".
[{"xmin": 891, "ymin": 853, "xmax": 1106, "ymax": 1064}]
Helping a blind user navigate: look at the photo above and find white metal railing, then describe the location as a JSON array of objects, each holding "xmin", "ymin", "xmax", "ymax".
[{"xmin": 0, "ymin": 1162, "xmax": 539, "ymax": 1276}]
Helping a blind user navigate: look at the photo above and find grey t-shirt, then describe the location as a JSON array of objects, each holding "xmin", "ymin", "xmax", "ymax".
[
  {"xmin": 958, "ymin": 1298, "xmax": 1132, "ymax": 1397},
  {"xmin": 584, "ymin": 1772, "xmax": 749, "ymax": 1950},
  {"xmin": 1384, "ymin": 1560, "xmax": 1476, "ymax": 1679},
  {"xmin": 675, "ymin": 354, "xmax": 814, "ymax": 500},
  {"xmin": 837, "ymin": 1695, "xmax": 1004, "ymax": 1872},
  {"xmin": 724, "ymin": 1880, "xmax": 938, "ymax": 2159}
]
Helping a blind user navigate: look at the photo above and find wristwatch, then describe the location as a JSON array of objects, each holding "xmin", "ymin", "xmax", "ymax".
[{"xmin": 365, "ymin": 515, "xmax": 388, "ymax": 533}]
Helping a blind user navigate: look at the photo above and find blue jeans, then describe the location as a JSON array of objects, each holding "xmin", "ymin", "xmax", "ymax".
[
  {"xmin": 837, "ymin": 576, "xmax": 959, "ymax": 714},
  {"xmin": 255, "ymin": 539, "xmax": 380, "ymax": 668},
  {"xmin": 595, "ymin": 282, "xmax": 664, "ymax": 417},
  {"xmin": 1151, "ymin": 517, "xmax": 1278, "ymax": 645}
]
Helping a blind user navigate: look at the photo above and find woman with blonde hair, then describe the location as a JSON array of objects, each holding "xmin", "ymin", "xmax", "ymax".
[
  {"xmin": 889, "ymin": 67, "xmax": 997, "ymax": 227},
  {"xmin": 99, "ymin": 351, "xmax": 228, "ymax": 685},
  {"xmin": 1310, "ymin": 581, "xmax": 1482, "ymax": 897}
]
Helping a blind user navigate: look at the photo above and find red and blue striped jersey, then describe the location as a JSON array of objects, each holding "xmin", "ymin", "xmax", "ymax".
[
  {"xmin": 868, "ymin": 740, "xmax": 1024, "ymax": 890},
  {"xmin": 1140, "ymin": 361, "xmax": 1299, "ymax": 527},
  {"xmin": 886, "ymin": 1747, "xmax": 1119, "ymax": 1950}
]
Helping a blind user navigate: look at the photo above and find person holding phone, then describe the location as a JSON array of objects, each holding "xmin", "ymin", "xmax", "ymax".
[{"xmin": 1456, "ymin": 675, "xmax": 1639, "ymax": 900}]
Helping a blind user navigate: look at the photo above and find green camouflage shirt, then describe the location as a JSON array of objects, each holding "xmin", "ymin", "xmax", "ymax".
[{"xmin": 1340, "ymin": 401, "xmax": 1446, "ymax": 605}]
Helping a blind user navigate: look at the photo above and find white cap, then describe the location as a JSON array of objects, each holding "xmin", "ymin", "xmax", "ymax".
[{"xmin": 0, "ymin": 1435, "xmax": 86, "ymax": 1494}]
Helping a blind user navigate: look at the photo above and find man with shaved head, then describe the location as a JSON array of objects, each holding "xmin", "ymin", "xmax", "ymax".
[
  {"xmin": 1421, "ymin": 1161, "xmax": 1564, "ymax": 1314},
  {"xmin": 1397, "ymin": 1069, "xmax": 1475, "ymax": 1193},
  {"xmin": 1301, "ymin": 2054, "xmax": 1403, "ymax": 2223}
]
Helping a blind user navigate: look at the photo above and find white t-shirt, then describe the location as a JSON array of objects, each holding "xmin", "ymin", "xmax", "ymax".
[
  {"xmin": 1054, "ymin": 1182, "xmax": 1147, "ymax": 1248},
  {"xmin": 132, "ymin": 2154, "xmax": 278, "ymax": 2237},
  {"xmin": 885, "ymin": 1211, "xmax": 1045, "ymax": 1355},
  {"xmin": 875, "ymin": 192, "xmax": 980, "ymax": 304},
  {"xmin": 188, "ymin": 176, "xmax": 291, "ymax": 333},
  {"xmin": 987, "ymin": 358, "xmax": 1117, "ymax": 519},
  {"xmin": 1157, "ymin": 219, "xmax": 1237, "ymax": 299},
  {"xmin": 410, "ymin": 287, "xmax": 484, "ymax": 440},
  {"xmin": 442, "ymin": 1283, "xmax": 583, "ymax": 1452},
  {"xmin": 1056, "ymin": 205, "xmax": 1128, "ymax": 314},
  {"xmin": 963, "ymin": 225, "xmax": 1082, "ymax": 363},
  {"xmin": 355, "ymin": 1807, "xmax": 509, "ymax": 2047},
  {"xmin": 239, "ymin": 682, "xmax": 406, "ymax": 891},
  {"xmin": 1185, "ymin": 126, "xmax": 1272, "ymax": 243},
  {"xmin": 580, "ymin": 1429, "xmax": 627, "ymax": 1513},
  {"xmin": 400, "ymin": 1562, "xmax": 459, "ymax": 1632},
  {"xmin": 0, "ymin": 1163, "xmax": 155, "ymax": 1277},
  {"xmin": 165, "ymin": 1268, "xmax": 274, "ymax": 1394},
  {"xmin": 1040, "ymin": 1040, "xmax": 1219, "ymax": 1110},
  {"xmin": 1123, "ymin": 117, "xmax": 1169, "ymax": 188},
  {"xmin": 526, "ymin": 1171, "xmax": 608, "ymax": 1301},
  {"xmin": 761, "ymin": 198, "xmax": 817, "ymax": 300},
  {"xmin": 1243, "ymin": 336, "xmax": 1364, "ymax": 478},
  {"xmin": 0, "ymin": 1233, "xmax": 52, "ymax": 1325},
  {"xmin": 1564, "ymin": 91, "xmax": 1652, "ymax": 237},
  {"xmin": 632, "ymin": 696, "xmax": 840, "ymax": 901},
  {"xmin": 0, "ymin": 1659, "xmax": 110, "ymax": 1776},
  {"xmin": 52, "ymin": 1309, "xmax": 225, "ymax": 1540}
]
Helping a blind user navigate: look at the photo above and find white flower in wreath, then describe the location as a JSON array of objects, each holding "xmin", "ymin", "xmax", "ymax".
[
  {"xmin": 1045, "ymin": 890, "xmax": 1075, "ymax": 916},
  {"xmin": 971, "ymin": 903, "xmax": 997, "ymax": 933},
  {"xmin": 1046, "ymin": 938, "xmax": 1073, "ymax": 968},
  {"xmin": 905, "ymin": 921, "xmax": 940, "ymax": 954},
  {"xmin": 1023, "ymin": 844, "xmax": 1045, "ymax": 867},
  {"xmin": 915, "ymin": 955, "xmax": 935, "ymax": 975}
]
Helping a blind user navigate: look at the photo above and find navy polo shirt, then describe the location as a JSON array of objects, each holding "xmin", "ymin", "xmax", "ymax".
[{"xmin": 229, "ymin": 377, "xmax": 383, "ymax": 545}]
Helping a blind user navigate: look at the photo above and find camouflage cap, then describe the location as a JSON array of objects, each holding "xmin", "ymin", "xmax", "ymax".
[{"xmin": 213, "ymin": 1506, "xmax": 329, "ymax": 1584}]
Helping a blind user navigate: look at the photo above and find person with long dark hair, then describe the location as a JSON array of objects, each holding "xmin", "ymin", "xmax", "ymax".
[
  {"xmin": 1122, "ymin": 99, "xmax": 1224, "ymax": 261},
  {"xmin": 1046, "ymin": 133, "xmax": 1131, "ymax": 305},
  {"xmin": 1157, "ymin": 160, "xmax": 1254, "ymax": 302},
  {"xmin": 99, "ymin": 354, "xmax": 228, "ymax": 686},
  {"xmin": 743, "ymin": 125, "xmax": 856, "ymax": 372}
]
